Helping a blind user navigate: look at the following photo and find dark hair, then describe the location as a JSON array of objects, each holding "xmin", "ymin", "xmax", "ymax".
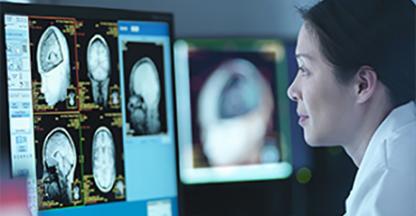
[{"xmin": 298, "ymin": 0, "xmax": 415, "ymax": 106}]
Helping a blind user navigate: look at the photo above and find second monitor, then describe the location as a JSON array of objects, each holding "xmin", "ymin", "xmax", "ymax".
[{"xmin": 175, "ymin": 39, "xmax": 293, "ymax": 184}]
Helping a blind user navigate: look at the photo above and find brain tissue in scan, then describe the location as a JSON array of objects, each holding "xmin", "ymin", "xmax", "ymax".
[
  {"xmin": 41, "ymin": 127, "xmax": 76, "ymax": 203},
  {"xmin": 92, "ymin": 126, "xmax": 116, "ymax": 193},
  {"xmin": 197, "ymin": 58, "xmax": 275, "ymax": 166},
  {"xmin": 127, "ymin": 57, "xmax": 161, "ymax": 134},
  {"xmin": 39, "ymin": 27, "xmax": 64, "ymax": 72},
  {"xmin": 36, "ymin": 25, "xmax": 71, "ymax": 107},
  {"xmin": 87, "ymin": 34, "xmax": 111, "ymax": 107}
]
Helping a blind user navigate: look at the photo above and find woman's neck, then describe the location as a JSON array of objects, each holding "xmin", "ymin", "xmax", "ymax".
[{"xmin": 343, "ymin": 92, "xmax": 394, "ymax": 167}]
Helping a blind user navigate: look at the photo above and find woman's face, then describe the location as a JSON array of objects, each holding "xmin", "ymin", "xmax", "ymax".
[{"xmin": 287, "ymin": 24, "xmax": 358, "ymax": 147}]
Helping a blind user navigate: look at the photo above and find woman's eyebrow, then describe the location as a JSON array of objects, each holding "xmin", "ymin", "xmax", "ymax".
[{"xmin": 295, "ymin": 53, "xmax": 315, "ymax": 61}]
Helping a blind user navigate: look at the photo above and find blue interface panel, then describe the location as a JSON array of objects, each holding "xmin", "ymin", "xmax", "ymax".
[{"xmin": 5, "ymin": 14, "xmax": 178, "ymax": 216}]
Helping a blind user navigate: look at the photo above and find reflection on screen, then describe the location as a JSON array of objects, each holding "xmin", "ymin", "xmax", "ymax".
[
  {"xmin": 175, "ymin": 39, "xmax": 293, "ymax": 184},
  {"xmin": 5, "ymin": 14, "xmax": 177, "ymax": 216}
]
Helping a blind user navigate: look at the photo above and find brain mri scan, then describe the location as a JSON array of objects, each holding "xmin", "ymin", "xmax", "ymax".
[
  {"xmin": 92, "ymin": 126, "xmax": 116, "ymax": 193},
  {"xmin": 111, "ymin": 90, "xmax": 119, "ymax": 105},
  {"xmin": 114, "ymin": 180, "xmax": 125, "ymax": 197},
  {"xmin": 127, "ymin": 57, "xmax": 161, "ymax": 134},
  {"xmin": 41, "ymin": 127, "xmax": 77, "ymax": 203},
  {"xmin": 87, "ymin": 34, "xmax": 111, "ymax": 107},
  {"xmin": 36, "ymin": 25, "xmax": 71, "ymax": 107},
  {"xmin": 68, "ymin": 91, "xmax": 76, "ymax": 107},
  {"xmin": 198, "ymin": 58, "xmax": 275, "ymax": 166}
]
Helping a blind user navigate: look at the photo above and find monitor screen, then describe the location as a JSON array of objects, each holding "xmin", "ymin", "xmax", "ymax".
[
  {"xmin": 2, "ymin": 3, "xmax": 178, "ymax": 216},
  {"xmin": 174, "ymin": 39, "xmax": 293, "ymax": 184}
]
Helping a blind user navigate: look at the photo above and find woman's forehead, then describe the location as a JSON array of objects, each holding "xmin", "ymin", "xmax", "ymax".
[
  {"xmin": 296, "ymin": 25, "xmax": 319, "ymax": 60},
  {"xmin": 296, "ymin": 24, "xmax": 333, "ymax": 68}
]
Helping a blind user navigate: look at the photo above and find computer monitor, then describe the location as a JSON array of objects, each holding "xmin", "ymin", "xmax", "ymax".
[
  {"xmin": 174, "ymin": 39, "xmax": 293, "ymax": 184},
  {"xmin": 0, "ymin": 3, "xmax": 178, "ymax": 216}
]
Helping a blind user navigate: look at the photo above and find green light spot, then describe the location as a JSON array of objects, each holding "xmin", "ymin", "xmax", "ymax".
[
  {"xmin": 328, "ymin": 147, "xmax": 343, "ymax": 156},
  {"xmin": 296, "ymin": 167, "xmax": 312, "ymax": 184}
]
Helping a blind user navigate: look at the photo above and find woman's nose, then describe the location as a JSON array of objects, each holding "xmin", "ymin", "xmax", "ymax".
[{"xmin": 287, "ymin": 78, "xmax": 300, "ymax": 102}]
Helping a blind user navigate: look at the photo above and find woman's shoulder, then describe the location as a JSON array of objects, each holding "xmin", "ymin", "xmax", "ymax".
[{"xmin": 385, "ymin": 116, "xmax": 416, "ymax": 169}]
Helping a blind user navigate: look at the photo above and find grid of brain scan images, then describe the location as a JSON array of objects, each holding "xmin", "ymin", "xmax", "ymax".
[
  {"xmin": 6, "ymin": 11, "xmax": 177, "ymax": 216},
  {"xmin": 29, "ymin": 16, "xmax": 126, "ymax": 210}
]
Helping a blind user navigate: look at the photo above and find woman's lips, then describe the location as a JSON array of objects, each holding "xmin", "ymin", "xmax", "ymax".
[{"xmin": 298, "ymin": 115, "xmax": 309, "ymax": 126}]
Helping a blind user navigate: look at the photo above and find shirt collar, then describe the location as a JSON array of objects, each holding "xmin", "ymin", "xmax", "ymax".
[{"xmin": 361, "ymin": 100, "xmax": 416, "ymax": 167}]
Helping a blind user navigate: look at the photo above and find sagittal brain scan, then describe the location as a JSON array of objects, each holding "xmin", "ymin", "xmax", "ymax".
[
  {"xmin": 198, "ymin": 58, "xmax": 275, "ymax": 166},
  {"xmin": 127, "ymin": 57, "xmax": 161, "ymax": 134},
  {"xmin": 36, "ymin": 25, "xmax": 71, "ymax": 107},
  {"xmin": 41, "ymin": 127, "xmax": 77, "ymax": 203},
  {"xmin": 87, "ymin": 34, "xmax": 111, "ymax": 107},
  {"xmin": 92, "ymin": 126, "xmax": 116, "ymax": 193}
]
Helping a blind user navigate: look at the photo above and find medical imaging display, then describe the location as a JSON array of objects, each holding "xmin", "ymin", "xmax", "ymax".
[
  {"xmin": 189, "ymin": 51, "xmax": 280, "ymax": 168},
  {"xmin": 122, "ymin": 42, "xmax": 167, "ymax": 136},
  {"xmin": 34, "ymin": 114, "xmax": 83, "ymax": 210},
  {"xmin": 81, "ymin": 111, "xmax": 125, "ymax": 205},
  {"xmin": 30, "ymin": 18, "xmax": 78, "ymax": 111},
  {"xmin": 5, "ymin": 7, "xmax": 178, "ymax": 216},
  {"xmin": 78, "ymin": 20, "xmax": 121, "ymax": 111},
  {"xmin": 175, "ymin": 39, "xmax": 293, "ymax": 184},
  {"xmin": 25, "ymin": 16, "xmax": 126, "ymax": 210}
]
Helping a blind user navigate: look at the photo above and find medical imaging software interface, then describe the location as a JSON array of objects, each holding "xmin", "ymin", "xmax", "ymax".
[{"xmin": 5, "ymin": 14, "xmax": 177, "ymax": 216}]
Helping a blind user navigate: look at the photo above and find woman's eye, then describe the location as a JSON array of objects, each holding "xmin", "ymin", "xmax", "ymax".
[{"xmin": 298, "ymin": 67, "xmax": 310, "ymax": 76}]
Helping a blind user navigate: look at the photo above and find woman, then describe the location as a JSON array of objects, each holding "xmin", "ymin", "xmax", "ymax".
[{"xmin": 287, "ymin": 0, "xmax": 415, "ymax": 215}]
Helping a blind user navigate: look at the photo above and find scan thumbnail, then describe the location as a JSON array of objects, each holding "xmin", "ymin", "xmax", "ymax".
[
  {"xmin": 122, "ymin": 41, "xmax": 167, "ymax": 136},
  {"xmin": 81, "ymin": 111, "xmax": 126, "ymax": 205},
  {"xmin": 77, "ymin": 20, "xmax": 121, "ymax": 111},
  {"xmin": 29, "ymin": 17, "xmax": 78, "ymax": 112},
  {"xmin": 34, "ymin": 114, "xmax": 83, "ymax": 210}
]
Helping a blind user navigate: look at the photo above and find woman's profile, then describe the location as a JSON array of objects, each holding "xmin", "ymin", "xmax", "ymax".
[{"xmin": 287, "ymin": 0, "xmax": 415, "ymax": 215}]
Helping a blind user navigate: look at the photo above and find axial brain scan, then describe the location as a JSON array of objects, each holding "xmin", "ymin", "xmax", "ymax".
[
  {"xmin": 198, "ymin": 58, "xmax": 274, "ymax": 166},
  {"xmin": 41, "ymin": 127, "xmax": 77, "ymax": 203},
  {"xmin": 36, "ymin": 25, "xmax": 71, "ymax": 107},
  {"xmin": 87, "ymin": 34, "xmax": 111, "ymax": 107},
  {"xmin": 127, "ymin": 57, "xmax": 161, "ymax": 134},
  {"xmin": 92, "ymin": 126, "xmax": 116, "ymax": 193}
]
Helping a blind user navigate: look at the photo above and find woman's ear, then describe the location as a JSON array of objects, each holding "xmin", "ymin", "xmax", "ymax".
[{"xmin": 354, "ymin": 65, "xmax": 378, "ymax": 103}]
